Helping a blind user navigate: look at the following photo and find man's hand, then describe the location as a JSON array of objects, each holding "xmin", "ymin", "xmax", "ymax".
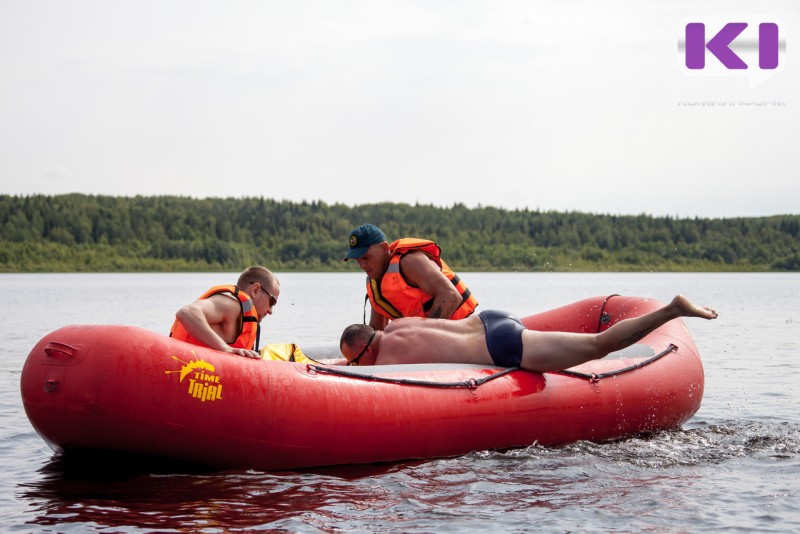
[{"xmin": 227, "ymin": 347, "xmax": 261, "ymax": 359}]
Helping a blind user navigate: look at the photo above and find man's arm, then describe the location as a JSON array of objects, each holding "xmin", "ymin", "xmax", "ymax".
[
  {"xmin": 175, "ymin": 295, "xmax": 260, "ymax": 358},
  {"xmin": 368, "ymin": 306, "xmax": 389, "ymax": 331},
  {"xmin": 399, "ymin": 252, "xmax": 462, "ymax": 319}
]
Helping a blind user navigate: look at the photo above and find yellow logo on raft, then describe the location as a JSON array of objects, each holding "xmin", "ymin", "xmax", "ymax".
[{"xmin": 165, "ymin": 353, "xmax": 223, "ymax": 402}]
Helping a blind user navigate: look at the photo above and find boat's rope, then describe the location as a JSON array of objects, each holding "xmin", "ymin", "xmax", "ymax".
[
  {"xmin": 555, "ymin": 344, "xmax": 678, "ymax": 383},
  {"xmin": 307, "ymin": 344, "xmax": 677, "ymax": 388},
  {"xmin": 305, "ymin": 364, "xmax": 519, "ymax": 389},
  {"xmin": 596, "ymin": 293, "xmax": 620, "ymax": 332}
]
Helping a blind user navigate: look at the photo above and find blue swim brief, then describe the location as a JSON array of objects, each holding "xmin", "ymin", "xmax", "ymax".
[{"xmin": 478, "ymin": 310, "xmax": 525, "ymax": 367}]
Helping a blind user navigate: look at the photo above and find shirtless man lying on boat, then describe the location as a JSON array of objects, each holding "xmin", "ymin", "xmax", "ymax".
[{"xmin": 339, "ymin": 295, "xmax": 718, "ymax": 371}]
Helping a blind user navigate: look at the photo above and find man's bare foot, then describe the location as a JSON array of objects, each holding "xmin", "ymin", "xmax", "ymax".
[{"xmin": 670, "ymin": 295, "xmax": 718, "ymax": 320}]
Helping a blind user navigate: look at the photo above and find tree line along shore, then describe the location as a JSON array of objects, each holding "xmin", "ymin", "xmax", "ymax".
[{"xmin": 1, "ymin": 194, "xmax": 798, "ymax": 273}]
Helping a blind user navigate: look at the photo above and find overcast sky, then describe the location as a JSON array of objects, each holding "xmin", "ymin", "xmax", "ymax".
[{"xmin": 1, "ymin": 0, "xmax": 797, "ymax": 218}]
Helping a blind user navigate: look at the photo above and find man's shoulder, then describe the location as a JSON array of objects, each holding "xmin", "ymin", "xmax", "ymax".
[
  {"xmin": 207, "ymin": 291, "xmax": 239, "ymax": 301},
  {"xmin": 397, "ymin": 249, "xmax": 440, "ymax": 271},
  {"xmin": 385, "ymin": 318, "xmax": 421, "ymax": 333},
  {"xmin": 206, "ymin": 291, "xmax": 241, "ymax": 310}
]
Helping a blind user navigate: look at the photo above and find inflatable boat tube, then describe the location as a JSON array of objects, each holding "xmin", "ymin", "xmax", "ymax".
[{"xmin": 20, "ymin": 295, "xmax": 704, "ymax": 471}]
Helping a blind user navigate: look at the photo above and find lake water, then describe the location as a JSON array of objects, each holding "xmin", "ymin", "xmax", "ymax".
[{"xmin": 2, "ymin": 272, "xmax": 799, "ymax": 532}]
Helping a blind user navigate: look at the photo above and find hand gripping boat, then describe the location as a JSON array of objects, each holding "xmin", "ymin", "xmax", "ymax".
[{"xmin": 20, "ymin": 295, "xmax": 704, "ymax": 471}]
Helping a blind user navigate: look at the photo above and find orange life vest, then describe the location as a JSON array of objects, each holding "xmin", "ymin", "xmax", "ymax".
[
  {"xmin": 367, "ymin": 238, "xmax": 477, "ymax": 321},
  {"xmin": 170, "ymin": 285, "xmax": 260, "ymax": 351}
]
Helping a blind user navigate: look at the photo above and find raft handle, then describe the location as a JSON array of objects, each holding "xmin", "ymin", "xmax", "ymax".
[
  {"xmin": 44, "ymin": 377, "xmax": 58, "ymax": 393},
  {"xmin": 44, "ymin": 342, "xmax": 78, "ymax": 360},
  {"xmin": 43, "ymin": 371, "xmax": 62, "ymax": 393}
]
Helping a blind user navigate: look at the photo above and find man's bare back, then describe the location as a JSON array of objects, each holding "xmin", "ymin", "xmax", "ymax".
[{"xmin": 379, "ymin": 316, "xmax": 492, "ymax": 365}]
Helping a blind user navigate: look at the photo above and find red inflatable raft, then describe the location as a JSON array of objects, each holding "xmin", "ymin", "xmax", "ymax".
[{"xmin": 21, "ymin": 295, "xmax": 704, "ymax": 471}]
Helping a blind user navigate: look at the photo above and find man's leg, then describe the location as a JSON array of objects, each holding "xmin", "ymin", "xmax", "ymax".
[{"xmin": 519, "ymin": 295, "xmax": 717, "ymax": 373}]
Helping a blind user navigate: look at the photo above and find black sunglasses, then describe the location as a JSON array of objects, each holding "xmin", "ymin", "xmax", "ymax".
[
  {"xmin": 348, "ymin": 330, "xmax": 376, "ymax": 366},
  {"xmin": 251, "ymin": 281, "xmax": 277, "ymax": 307}
]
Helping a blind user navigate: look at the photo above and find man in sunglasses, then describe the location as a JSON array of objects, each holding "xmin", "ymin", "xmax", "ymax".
[
  {"xmin": 170, "ymin": 266, "xmax": 280, "ymax": 359},
  {"xmin": 340, "ymin": 295, "xmax": 717, "ymax": 370}
]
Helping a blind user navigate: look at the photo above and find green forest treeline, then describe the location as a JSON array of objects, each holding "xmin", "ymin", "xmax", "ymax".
[{"xmin": 1, "ymin": 194, "xmax": 798, "ymax": 272}]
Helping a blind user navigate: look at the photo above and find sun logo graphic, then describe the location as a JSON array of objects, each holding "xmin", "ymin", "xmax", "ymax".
[{"xmin": 165, "ymin": 353, "xmax": 223, "ymax": 402}]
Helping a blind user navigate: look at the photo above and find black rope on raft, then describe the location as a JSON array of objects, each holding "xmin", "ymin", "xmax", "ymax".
[
  {"xmin": 306, "ymin": 364, "xmax": 520, "ymax": 389},
  {"xmin": 556, "ymin": 344, "xmax": 679, "ymax": 382},
  {"xmin": 308, "ymin": 344, "xmax": 679, "ymax": 388},
  {"xmin": 596, "ymin": 293, "xmax": 621, "ymax": 332},
  {"xmin": 307, "ymin": 343, "xmax": 677, "ymax": 388}
]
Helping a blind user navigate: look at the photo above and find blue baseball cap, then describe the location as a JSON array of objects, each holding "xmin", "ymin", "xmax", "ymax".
[{"xmin": 344, "ymin": 224, "xmax": 386, "ymax": 261}]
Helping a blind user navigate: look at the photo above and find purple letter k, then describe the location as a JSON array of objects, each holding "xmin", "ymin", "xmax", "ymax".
[{"xmin": 686, "ymin": 22, "xmax": 748, "ymax": 69}]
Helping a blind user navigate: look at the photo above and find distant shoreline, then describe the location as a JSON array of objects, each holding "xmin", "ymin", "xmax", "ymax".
[{"xmin": 2, "ymin": 194, "xmax": 798, "ymax": 273}]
